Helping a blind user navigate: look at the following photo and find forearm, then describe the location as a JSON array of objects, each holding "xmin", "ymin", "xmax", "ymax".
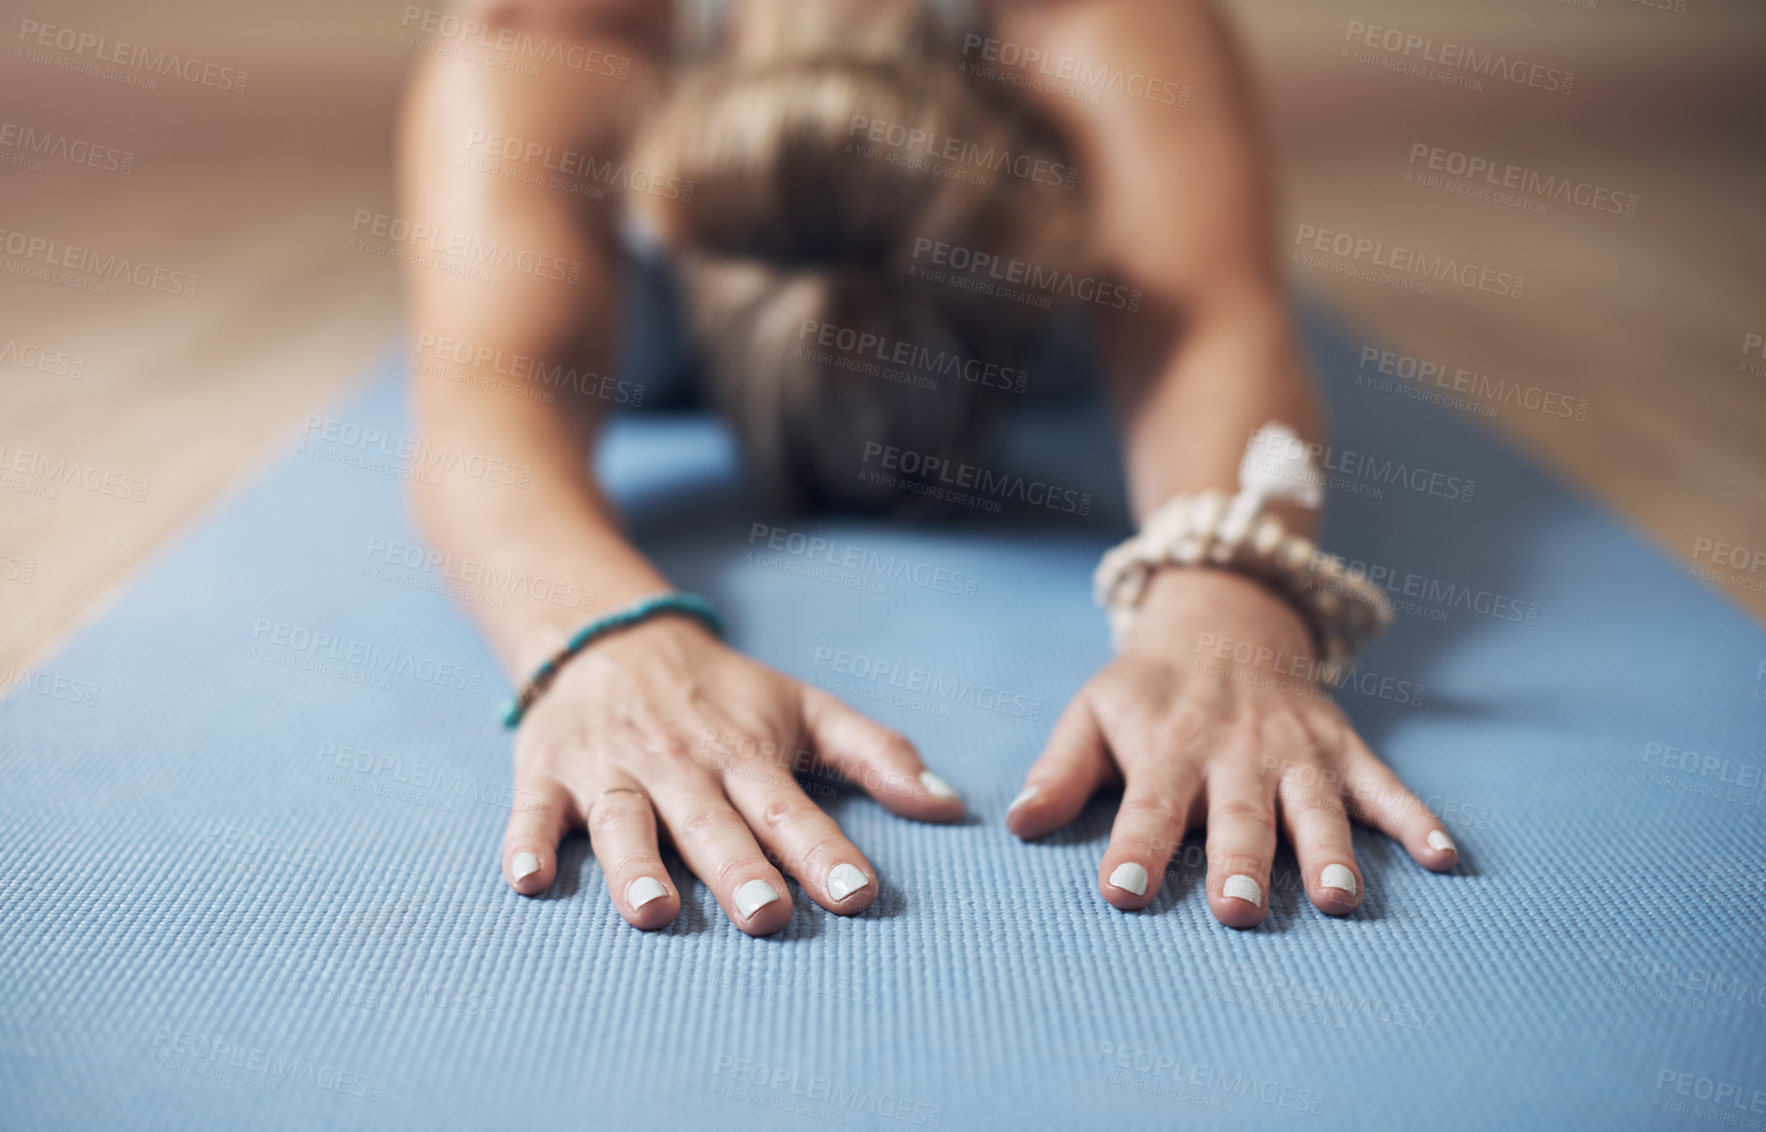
[
  {"xmin": 407, "ymin": 398, "xmax": 674, "ymax": 677},
  {"xmin": 1111, "ymin": 291, "xmax": 1320, "ymax": 526},
  {"xmin": 1094, "ymin": 0, "xmax": 1320, "ymax": 531},
  {"xmin": 996, "ymin": 0, "xmax": 1321, "ymax": 530},
  {"xmin": 397, "ymin": 2, "xmax": 672, "ymax": 677}
]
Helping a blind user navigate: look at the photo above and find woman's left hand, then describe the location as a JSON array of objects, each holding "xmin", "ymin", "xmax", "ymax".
[{"xmin": 1006, "ymin": 567, "xmax": 1458, "ymax": 928}]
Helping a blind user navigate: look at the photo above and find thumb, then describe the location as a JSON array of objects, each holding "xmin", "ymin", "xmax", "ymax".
[{"xmin": 1007, "ymin": 692, "xmax": 1113, "ymax": 839}]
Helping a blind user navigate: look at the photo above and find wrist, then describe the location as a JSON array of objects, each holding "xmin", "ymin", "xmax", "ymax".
[
  {"xmin": 505, "ymin": 586, "xmax": 710, "ymax": 678},
  {"xmin": 501, "ymin": 592, "xmax": 724, "ymax": 727},
  {"xmin": 1122, "ymin": 566, "xmax": 1313, "ymax": 657}
]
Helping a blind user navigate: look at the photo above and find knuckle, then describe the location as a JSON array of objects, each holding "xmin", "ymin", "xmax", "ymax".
[
  {"xmin": 1210, "ymin": 798, "xmax": 1276, "ymax": 832},
  {"xmin": 1261, "ymin": 708, "xmax": 1310, "ymax": 746},
  {"xmin": 679, "ymin": 805, "xmax": 739, "ymax": 843},
  {"xmin": 1148, "ymin": 705, "xmax": 1206, "ymax": 753},
  {"xmin": 1277, "ymin": 768, "xmax": 1342, "ymax": 808},
  {"xmin": 760, "ymin": 792, "xmax": 819, "ymax": 830},
  {"xmin": 1226, "ymin": 712, "xmax": 1263, "ymax": 752},
  {"xmin": 730, "ymin": 728, "xmax": 784, "ymax": 762},
  {"xmin": 587, "ymin": 792, "xmax": 649, "ymax": 835},
  {"xmin": 1287, "ymin": 791, "xmax": 1347, "ymax": 819},
  {"xmin": 1278, "ymin": 754, "xmax": 1339, "ymax": 784},
  {"xmin": 648, "ymin": 733, "xmax": 697, "ymax": 765},
  {"xmin": 1313, "ymin": 718, "xmax": 1355, "ymax": 756},
  {"xmin": 1119, "ymin": 791, "xmax": 1187, "ymax": 830},
  {"xmin": 605, "ymin": 849, "xmax": 658, "ymax": 877},
  {"xmin": 1115, "ymin": 831, "xmax": 1178, "ymax": 860}
]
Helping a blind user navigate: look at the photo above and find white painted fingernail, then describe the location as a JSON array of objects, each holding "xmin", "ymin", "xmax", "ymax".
[
  {"xmin": 1321, "ymin": 864, "xmax": 1357, "ymax": 895},
  {"xmin": 1007, "ymin": 786, "xmax": 1039, "ymax": 815},
  {"xmin": 826, "ymin": 863, "xmax": 871, "ymax": 902},
  {"xmin": 919, "ymin": 771, "xmax": 960, "ymax": 801},
  {"xmin": 511, "ymin": 852, "xmax": 541, "ymax": 882},
  {"xmin": 1427, "ymin": 829, "xmax": 1456, "ymax": 853},
  {"xmin": 1108, "ymin": 862, "xmax": 1149, "ymax": 897},
  {"xmin": 734, "ymin": 879, "xmax": 781, "ymax": 920},
  {"xmin": 1223, "ymin": 874, "xmax": 1263, "ymax": 907},
  {"xmin": 626, "ymin": 876, "xmax": 667, "ymax": 910}
]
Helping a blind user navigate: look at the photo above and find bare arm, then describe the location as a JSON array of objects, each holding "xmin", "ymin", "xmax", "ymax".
[
  {"xmin": 994, "ymin": 0, "xmax": 1457, "ymax": 928},
  {"xmin": 396, "ymin": 0, "xmax": 964, "ymax": 935},
  {"xmin": 994, "ymin": 0, "xmax": 1321, "ymax": 526},
  {"xmin": 397, "ymin": 0, "xmax": 674, "ymax": 679}
]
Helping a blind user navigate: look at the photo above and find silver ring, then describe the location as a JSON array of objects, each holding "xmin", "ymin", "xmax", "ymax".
[{"xmin": 587, "ymin": 786, "xmax": 647, "ymax": 822}]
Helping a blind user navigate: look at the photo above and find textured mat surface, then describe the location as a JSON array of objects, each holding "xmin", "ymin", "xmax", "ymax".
[{"xmin": 2, "ymin": 312, "xmax": 1763, "ymax": 1132}]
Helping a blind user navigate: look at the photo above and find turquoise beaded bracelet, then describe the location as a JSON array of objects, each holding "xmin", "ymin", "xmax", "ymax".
[{"xmin": 499, "ymin": 592, "xmax": 724, "ymax": 728}]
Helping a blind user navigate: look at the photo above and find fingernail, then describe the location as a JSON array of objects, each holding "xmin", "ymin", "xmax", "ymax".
[
  {"xmin": 1108, "ymin": 862, "xmax": 1149, "ymax": 897},
  {"xmin": 826, "ymin": 863, "xmax": 871, "ymax": 902},
  {"xmin": 1320, "ymin": 864, "xmax": 1357, "ymax": 895},
  {"xmin": 734, "ymin": 879, "xmax": 781, "ymax": 920},
  {"xmin": 626, "ymin": 876, "xmax": 668, "ymax": 910},
  {"xmin": 1223, "ymin": 874, "xmax": 1262, "ymax": 907},
  {"xmin": 919, "ymin": 770, "xmax": 960, "ymax": 801},
  {"xmin": 1427, "ymin": 829, "xmax": 1456, "ymax": 853},
  {"xmin": 1007, "ymin": 786, "xmax": 1039, "ymax": 815},
  {"xmin": 511, "ymin": 852, "xmax": 541, "ymax": 882}
]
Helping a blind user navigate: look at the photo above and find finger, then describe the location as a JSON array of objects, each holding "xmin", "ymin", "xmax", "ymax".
[
  {"xmin": 1341, "ymin": 735, "xmax": 1459, "ymax": 872},
  {"xmin": 1007, "ymin": 695, "xmax": 1115, "ymax": 840},
  {"xmin": 502, "ymin": 769, "xmax": 574, "ymax": 896},
  {"xmin": 1203, "ymin": 750, "xmax": 1278, "ymax": 929},
  {"xmin": 648, "ymin": 774, "xmax": 795, "ymax": 937},
  {"xmin": 799, "ymin": 685, "xmax": 964, "ymax": 822},
  {"xmin": 1097, "ymin": 757, "xmax": 1203, "ymax": 912},
  {"xmin": 1276, "ymin": 768, "xmax": 1363, "ymax": 916},
  {"xmin": 722, "ymin": 758, "xmax": 878, "ymax": 915},
  {"xmin": 583, "ymin": 783, "xmax": 679, "ymax": 930}
]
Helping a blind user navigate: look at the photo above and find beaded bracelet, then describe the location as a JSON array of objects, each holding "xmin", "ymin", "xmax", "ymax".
[
  {"xmin": 1094, "ymin": 423, "xmax": 1393, "ymax": 665},
  {"xmin": 500, "ymin": 592, "xmax": 725, "ymax": 728}
]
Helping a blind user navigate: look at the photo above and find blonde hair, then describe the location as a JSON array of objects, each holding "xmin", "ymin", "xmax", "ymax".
[{"xmin": 628, "ymin": 0, "xmax": 1083, "ymax": 512}]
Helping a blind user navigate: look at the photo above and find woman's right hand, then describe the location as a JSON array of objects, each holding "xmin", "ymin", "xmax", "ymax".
[{"xmin": 501, "ymin": 616, "xmax": 966, "ymax": 935}]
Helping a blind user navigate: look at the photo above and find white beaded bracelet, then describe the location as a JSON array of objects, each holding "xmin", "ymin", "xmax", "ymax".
[{"xmin": 1093, "ymin": 423, "xmax": 1393, "ymax": 663}]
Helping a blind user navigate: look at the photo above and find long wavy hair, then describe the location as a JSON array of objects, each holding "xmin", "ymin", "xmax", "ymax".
[{"xmin": 626, "ymin": 0, "xmax": 1084, "ymax": 512}]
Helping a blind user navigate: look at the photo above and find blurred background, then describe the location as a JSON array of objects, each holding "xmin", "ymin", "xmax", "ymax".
[{"xmin": 3, "ymin": 0, "xmax": 1762, "ymax": 677}]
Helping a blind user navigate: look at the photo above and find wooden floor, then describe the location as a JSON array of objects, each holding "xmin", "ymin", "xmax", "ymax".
[
  {"xmin": 1240, "ymin": 0, "xmax": 1766, "ymax": 625},
  {"xmin": 2, "ymin": 0, "xmax": 1761, "ymax": 680}
]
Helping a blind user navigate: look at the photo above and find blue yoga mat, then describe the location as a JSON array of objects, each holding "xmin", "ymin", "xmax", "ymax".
[{"xmin": 2, "ymin": 309, "xmax": 1762, "ymax": 1132}]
